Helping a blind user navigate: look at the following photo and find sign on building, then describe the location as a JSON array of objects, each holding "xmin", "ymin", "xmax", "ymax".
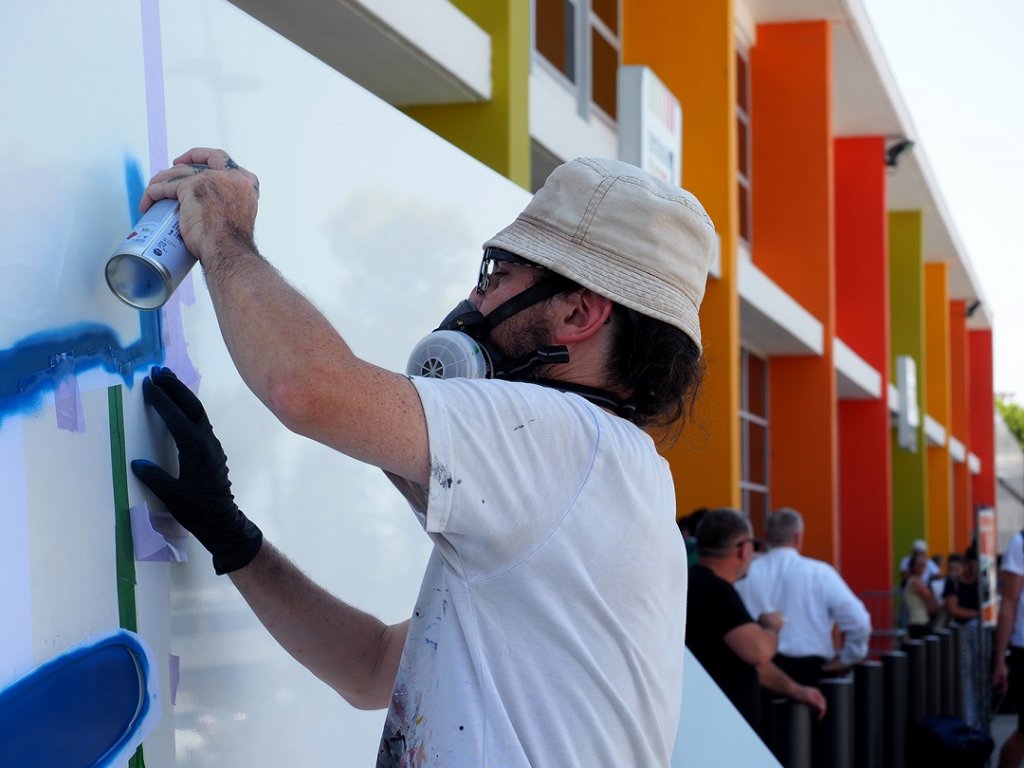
[{"xmin": 618, "ymin": 65, "xmax": 682, "ymax": 186}]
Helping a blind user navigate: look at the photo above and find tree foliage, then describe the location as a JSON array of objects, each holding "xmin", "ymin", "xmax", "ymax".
[{"xmin": 997, "ymin": 396, "xmax": 1024, "ymax": 451}]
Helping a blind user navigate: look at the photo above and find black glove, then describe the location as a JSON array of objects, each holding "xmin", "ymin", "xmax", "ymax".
[{"xmin": 131, "ymin": 367, "xmax": 262, "ymax": 575}]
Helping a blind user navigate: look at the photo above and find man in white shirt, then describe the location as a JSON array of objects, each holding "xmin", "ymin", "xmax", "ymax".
[
  {"xmin": 994, "ymin": 530, "xmax": 1024, "ymax": 768},
  {"xmin": 736, "ymin": 508, "xmax": 872, "ymax": 686}
]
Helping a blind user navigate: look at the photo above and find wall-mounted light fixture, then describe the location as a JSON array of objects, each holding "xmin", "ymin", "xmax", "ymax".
[{"xmin": 885, "ymin": 138, "xmax": 914, "ymax": 168}]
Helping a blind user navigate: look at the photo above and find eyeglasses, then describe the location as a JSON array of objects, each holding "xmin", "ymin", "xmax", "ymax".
[
  {"xmin": 476, "ymin": 247, "xmax": 545, "ymax": 294},
  {"xmin": 735, "ymin": 537, "xmax": 758, "ymax": 551}
]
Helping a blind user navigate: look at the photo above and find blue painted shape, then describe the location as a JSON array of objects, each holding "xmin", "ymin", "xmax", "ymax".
[
  {"xmin": 0, "ymin": 155, "xmax": 164, "ymax": 424},
  {"xmin": 0, "ymin": 629, "xmax": 160, "ymax": 767}
]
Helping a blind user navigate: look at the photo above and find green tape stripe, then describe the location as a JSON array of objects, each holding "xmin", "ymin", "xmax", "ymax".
[
  {"xmin": 108, "ymin": 385, "xmax": 147, "ymax": 768},
  {"xmin": 109, "ymin": 385, "xmax": 138, "ymax": 632}
]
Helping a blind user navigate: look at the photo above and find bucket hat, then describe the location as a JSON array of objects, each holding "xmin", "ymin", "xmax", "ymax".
[{"xmin": 483, "ymin": 157, "xmax": 716, "ymax": 349}]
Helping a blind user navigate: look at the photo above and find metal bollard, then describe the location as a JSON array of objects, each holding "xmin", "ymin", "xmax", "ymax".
[
  {"xmin": 855, "ymin": 662, "xmax": 883, "ymax": 768},
  {"xmin": 882, "ymin": 651, "xmax": 907, "ymax": 768},
  {"xmin": 770, "ymin": 697, "xmax": 812, "ymax": 768},
  {"xmin": 902, "ymin": 639, "xmax": 926, "ymax": 728},
  {"xmin": 934, "ymin": 629, "xmax": 955, "ymax": 715},
  {"xmin": 923, "ymin": 635, "xmax": 941, "ymax": 717},
  {"xmin": 814, "ymin": 678, "xmax": 854, "ymax": 768},
  {"xmin": 948, "ymin": 623, "xmax": 964, "ymax": 719}
]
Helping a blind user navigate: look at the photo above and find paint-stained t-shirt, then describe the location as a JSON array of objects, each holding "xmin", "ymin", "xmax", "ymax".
[{"xmin": 382, "ymin": 377, "xmax": 687, "ymax": 767}]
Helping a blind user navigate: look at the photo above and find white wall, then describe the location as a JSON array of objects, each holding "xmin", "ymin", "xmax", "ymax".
[{"xmin": 1, "ymin": 0, "xmax": 528, "ymax": 764}]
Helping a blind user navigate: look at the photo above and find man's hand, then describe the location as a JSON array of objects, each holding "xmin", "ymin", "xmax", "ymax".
[
  {"xmin": 758, "ymin": 612, "xmax": 784, "ymax": 633},
  {"xmin": 994, "ymin": 655, "xmax": 1010, "ymax": 694},
  {"xmin": 821, "ymin": 657, "xmax": 850, "ymax": 676},
  {"xmin": 131, "ymin": 367, "xmax": 263, "ymax": 574},
  {"xmin": 796, "ymin": 686, "xmax": 828, "ymax": 720},
  {"xmin": 140, "ymin": 147, "xmax": 260, "ymax": 265}
]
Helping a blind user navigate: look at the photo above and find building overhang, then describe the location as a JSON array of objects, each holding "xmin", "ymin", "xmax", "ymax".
[
  {"xmin": 924, "ymin": 414, "xmax": 948, "ymax": 447},
  {"xmin": 834, "ymin": 338, "xmax": 882, "ymax": 400},
  {"xmin": 228, "ymin": 0, "xmax": 491, "ymax": 107},
  {"xmin": 740, "ymin": 0, "xmax": 991, "ymax": 329},
  {"xmin": 949, "ymin": 436, "xmax": 967, "ymax": 463},
  {"xmin": 738, "ymin": 257, "xmax": 824, "ymax": 356}
]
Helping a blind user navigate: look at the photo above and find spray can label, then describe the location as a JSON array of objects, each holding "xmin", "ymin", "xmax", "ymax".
[{"xmin": 106, "ymin": 198, "xmax": 197, "ymax": 310}]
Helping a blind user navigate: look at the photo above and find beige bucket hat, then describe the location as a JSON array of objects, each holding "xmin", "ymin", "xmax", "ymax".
[{"xmin": 483, "ymin": 157, "xmax": 716, "ymax": 349}]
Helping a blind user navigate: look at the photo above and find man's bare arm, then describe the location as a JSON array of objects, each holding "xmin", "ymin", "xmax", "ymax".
[
  {"xmin": 141, "ymin": 148, "xmax": 430, "ymax": 485},
  {"xmin": 230, "ymin": 542, "xmax": 409, "ymax": 710},
  {"xmin": 756, "ymin": 662, "xmax": 827, "ymax": 720},
  {"xmin": 724, "ymin": 622, "xmax": 778, "ymax": 667},
  {"xmin": 994, "ymin": 571, "xmax": 1023, "ymax": 692}
]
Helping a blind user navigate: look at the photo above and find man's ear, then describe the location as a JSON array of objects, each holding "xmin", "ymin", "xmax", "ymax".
[{"xmin": 551, "ymin": 289, "xmax": 614, "ymax": 344}]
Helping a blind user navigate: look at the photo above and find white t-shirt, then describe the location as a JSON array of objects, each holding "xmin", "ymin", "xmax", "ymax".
[
  {"xmin": 1000, "ymin": 532, "xmax": 1024, "ymax": 648},
  {"xmin": 380, "ymin": 377, "xmax": 687, "ymax": 767},
  {"xmin": 736, "ymin": 547, "xmax": 872, "ymax": 666}
]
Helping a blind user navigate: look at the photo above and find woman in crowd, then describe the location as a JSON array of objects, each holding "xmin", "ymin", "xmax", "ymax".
[{"xmin": 904, "ymin": 550, "xmax": 940, "ymax": 638}]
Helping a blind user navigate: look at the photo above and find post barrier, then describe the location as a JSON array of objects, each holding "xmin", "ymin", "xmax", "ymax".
[
  {"xmin": 881, "ymin": 651, "xmax": 907, "ymax": 768},
  {"xmin": 934, "ymin": 629, "xmax": 954, "ymax": 715},
  {"xmin": 770, "ymin": 698, "xmax": 812, "ymax": 768},
  {"xmin": 923, "ymin": 635, "xmax": 941, "ymax": 717},
  {"xmin": 855, "ymin": 661, "xmax": 883, "ymax": 768},
  {"xmin": 815, "ymin": 678, "xmax": 853, "ymax": 768},
  {"xmin": 902, "ymin": 639, "xmax": 926, "ymax": 728}
]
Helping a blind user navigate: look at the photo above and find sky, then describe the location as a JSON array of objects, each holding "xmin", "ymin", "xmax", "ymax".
[{"xmin": 861, "ymin": 0, "xmax": 1024, "ymax": 401}]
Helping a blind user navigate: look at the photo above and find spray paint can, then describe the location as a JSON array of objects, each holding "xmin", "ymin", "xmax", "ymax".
[{"xmin": 106, "ymin": 198, "xmax": 196, "ymax": 310}]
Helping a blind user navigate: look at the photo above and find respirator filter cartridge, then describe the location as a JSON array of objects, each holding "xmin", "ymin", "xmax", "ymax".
[{"xmin": 405, "ymin": 330, "xmax": 492, "ymax": 379}]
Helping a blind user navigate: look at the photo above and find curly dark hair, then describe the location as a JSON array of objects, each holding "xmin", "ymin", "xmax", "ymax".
[
  {"xmin": 529, "ymin": 269, "xmax": 705, "ymax": 439},
  {"xmin": 607, "ymin": 303, "xmax": 704, "ymax": 436}
]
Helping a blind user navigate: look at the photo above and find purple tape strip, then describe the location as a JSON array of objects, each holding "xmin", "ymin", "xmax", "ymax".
[
  {"xmin": 168, "ymin": 654, "xmax": 180, "ymax": 706},
  {"xmin": 54, "ymin": 373, "xmax": 86, "ymax": 433},
  {"xmin": 129, "ymin": 502, "xmax": 188, "ymax": 563},
  {"xmin": 140, "ymin": 0, "xmax": 168, "ymax": 173},
  {"xmin": 161, "ymin": 295, "xmax": 201, "ymax": 392},
  {"xmin": 140, "ymin": 0, "xmax": 201, "ymax": 388}
]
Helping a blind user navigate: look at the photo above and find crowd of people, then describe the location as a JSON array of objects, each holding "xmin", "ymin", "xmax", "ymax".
[
  {"xmin": 679, "ymin": 507, "xmax": 871, "ymax": 745},
  {"xmin": 900, "ymin": 540, "xmax": 978, "ymax": 640}
]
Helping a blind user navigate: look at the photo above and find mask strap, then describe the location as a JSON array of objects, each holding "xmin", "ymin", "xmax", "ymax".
[
  {"xmin": 484, "ymin": 280, "xmax": 571, "ymax": 330},
  {"xmin": 531, "ymin": 378, "xmax": 638, "ymax": 421}
]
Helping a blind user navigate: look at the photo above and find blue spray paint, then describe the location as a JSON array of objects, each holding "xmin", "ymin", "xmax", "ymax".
[
  {"xmin": 0, "ymin": 156, "xmax": 164, "ymax": 424},
  {"xmin": 0, "ymin": 629, "xmax": 160, "ymax": 767}
]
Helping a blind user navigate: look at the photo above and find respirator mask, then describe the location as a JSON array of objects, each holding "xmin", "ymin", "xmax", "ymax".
[
  {"xmin": 405, "ymin": 248, "xmax": 638, "ymax": 420},
  {"xmin": 405, "ymin": 248, "xmax": 570, "ymax": 381}
]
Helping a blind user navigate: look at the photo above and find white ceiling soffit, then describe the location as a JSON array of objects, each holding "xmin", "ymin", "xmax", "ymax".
[
  {"xmin": 924, "ymin": 414, "xmax": 948, "ymax": 447},
  {"xmin": 888, "ymin": 382, "xmax": 900, "ymax": 414},
  {"xmin": 740, "ymin": 0, "xmax": 909, "ymax": 135},
  {"xmin": 229, "ymin": 0, "xmax": 491, "ymax": 106},
  {"xmin": 739, "ymin": 258, "xmax": 824, "ymax": 356},
  {"xmin": 949, "ymin": 436, "xmax": 967, "ymax": 463},
  {"xmin": 834, "ymin": 337, "xmax": 882, "ymax": 400},
  {"xmin": 887, "ymin": 151, "xmax": 992, "ymax": 330},
  {"xmin": 969, "ymin": 452, "xmax": 982, "ymax": 475}
]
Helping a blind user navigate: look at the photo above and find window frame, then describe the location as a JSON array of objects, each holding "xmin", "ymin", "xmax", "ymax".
[
  {"xmin": 531, "ymin": 0, "xmax": 620, "ymax": 127},
  {"xmin": 740, "ymin": 349, "xmax": 770, "ymax": 535}
]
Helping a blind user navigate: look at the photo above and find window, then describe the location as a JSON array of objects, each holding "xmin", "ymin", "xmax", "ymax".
[
  {"xmin": 740, "ymin": 350, "xmax": 769, "ymax": 538},
  {"xmin": 736, "ymin": 47, "xmax": 752, "ymax": 245},
  {"xmin": 534, "ymin": 0, "xmax": 620, "ymax": 122},
  {"xmin": 535, "ymin": 0, "xmax": 576, "ymax": 82}
]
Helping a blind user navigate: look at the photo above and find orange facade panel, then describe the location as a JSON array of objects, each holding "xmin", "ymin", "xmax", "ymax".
[
  {"xmin": 623, "ymin": 0, "xmax": 742, "ymax": 513},
  {"xmin": 753, "ymin": 21, "xmax": 837, "ymax": 564}
]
